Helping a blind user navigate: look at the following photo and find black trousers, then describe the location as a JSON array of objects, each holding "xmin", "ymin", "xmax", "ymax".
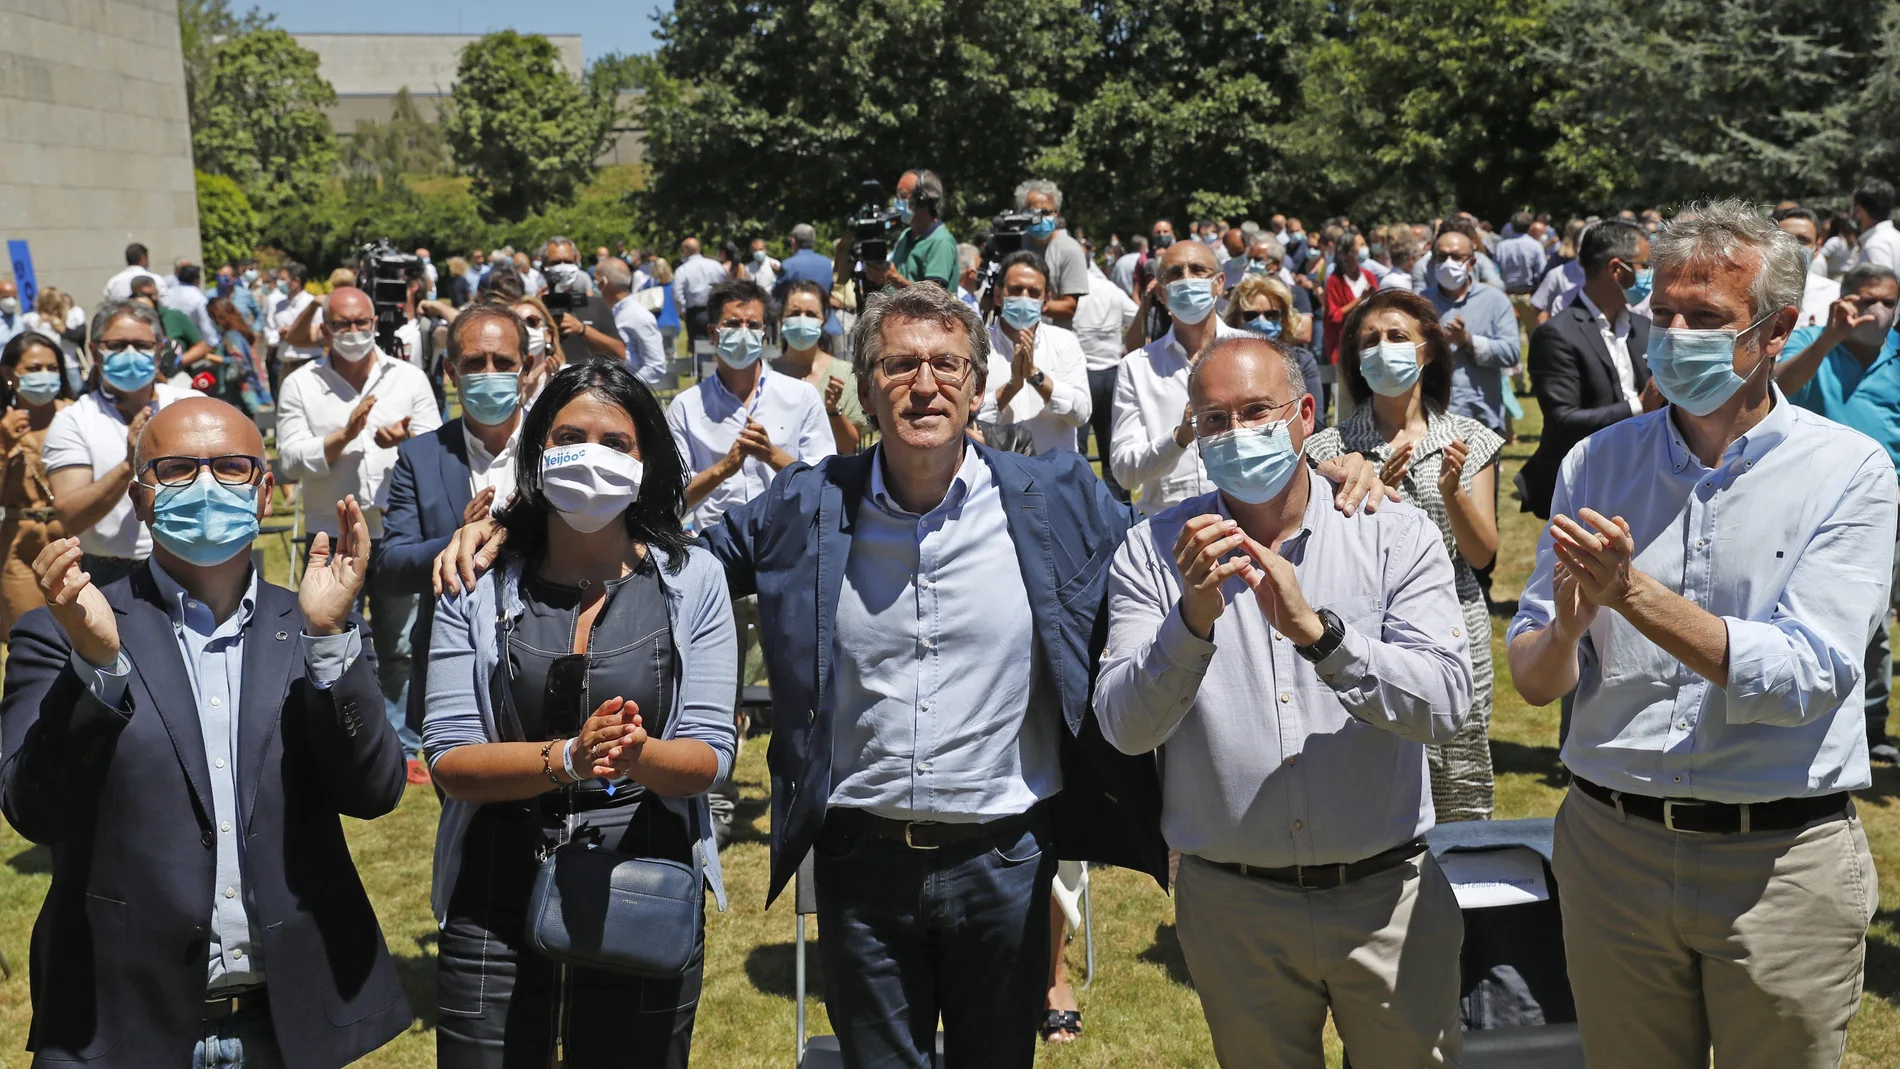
[{"xmin": 437, "ymin": 799, "xmax": 703, "ymax": 1069}]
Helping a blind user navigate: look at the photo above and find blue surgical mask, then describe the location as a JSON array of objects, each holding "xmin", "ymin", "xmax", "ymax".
[
  {"xmin": 101, "ymin": 346, "xmax": 157, "ymax": 393},
  {"xmin": 1359, "ymin": 341, "xmax": 1422, "ymax": 397},
  {"xmin": 1166, "ymin": 278, "xmax": 1217, "ymax": 325},
  {"xmin": 894, "ymin": 197, "xmax": 913, "ymax": 223},
  {"xmin": 1356, "ymin": 247, "xmax": 1371, "ymax": 265},
  {"xmin": 1001, "ymin": 296, "xmax": 1043, "ymax": 331},
  {"xmin": 1645, "ymin": 313, "xmax": 1776, "ymax": 417},
  {"xmin": 1246, "ymin": 259, "xmax": 1270, "ymax": 276},
  {"xmin": 717, "ymin": 326, "xmax": 765, "ymax": 369},
  {"xmin": 15, "ymin": 370, "xmax": 62, "ymax": 406},
  {"xmin": 1199, "ymin": 419, "xmax": 1306, "ymax": 505},
  {"xmin": 1246, "ymin": 317, "xmax": 1285, "ymax": 341},
  {"xmin": 782, "ymin": 315, "xmax": 824, "ymax": 351},
  {"xmin": 242, "ymin": 268, "xmax": 258, "ymax": 284},
  {"xmin": 1027, "ymin": 217, "xmax": 1057, "ymax": 241},
  {"xmin": 1622, "ymin": 266, "xmax": 1654, "ymax": 306},
  {"xmin": 149, "ymin": 470, "xmax": 260, "ymax": 567},
  {"xmin": 459, "ymin": 372, "xmax": 520, "ymax": 426}
]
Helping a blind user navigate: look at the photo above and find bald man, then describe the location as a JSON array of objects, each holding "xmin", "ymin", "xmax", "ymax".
[
  {"xmin": 0, "ymin": 279, "xmax": 21, "ymax": 345},
  {"xmin": 275, "ymin": 286, "xmax": 441, "ymax": 777},
  {"xmin": 2, "ymin": 396, "xmax": 410, "ymax": 1068},
  {"xmin": 675, "ymin": 235, "xmax": 729, "ymax": 344},
  {"xmin": 1095, "ymin": 336, "xmax": 1471, "ymax": 1067}
]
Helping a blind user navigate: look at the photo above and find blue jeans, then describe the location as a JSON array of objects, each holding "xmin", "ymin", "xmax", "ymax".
[
  {"xmin": 365, "ymin": 547, "xmax": 421, "ymax": 759},
  {"xmin": 192, "ymin": 1004, "xmax": 285, "ymax": 1069},
  {"xmin": 813, "ymin": 807, "xmax": 1056, "ymax": 1069}
]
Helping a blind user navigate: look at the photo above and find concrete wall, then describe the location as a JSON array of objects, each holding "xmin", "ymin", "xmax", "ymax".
[{"xmin": 0, "ymin": 0, "xmax": 201, "ymax": 307}]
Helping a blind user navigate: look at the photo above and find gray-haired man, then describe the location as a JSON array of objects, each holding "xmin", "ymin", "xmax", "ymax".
[
  {"xmin": 599, "ymin": 257, "xmax": 667, "ymax": 384},
  {"xmin": 1017, "ymin": 178, "xmax": 1090, "ymax": 329}
]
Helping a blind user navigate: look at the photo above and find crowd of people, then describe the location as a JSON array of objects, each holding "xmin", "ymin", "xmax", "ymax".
[{"xmin": 0, "ymin": 170, "xmax": 1895, "ymax": 1069}]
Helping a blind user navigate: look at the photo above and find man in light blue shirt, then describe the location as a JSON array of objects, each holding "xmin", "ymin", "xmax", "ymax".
[
  {"xmin": 1509, "ymin": 201, "xmax": 1894, "ymax": 1069},
  {"xmin": 672, "ymin": 237, "xmax": 729, "ymax": 343},
  {"xmin": 1096, "ymin": 336, "xmax": 1471, "ymax": 1067},
  {"xmin": 1496, "ymin": 212, "xmax": 1549, "ymax": 294},
  {"xmin": 598, "ymin": 257, "xmax": 667, "ymax": 385},
  {"xmin": 1425, "ymin": 229, "xmax": 1521, "ymax": 433}
]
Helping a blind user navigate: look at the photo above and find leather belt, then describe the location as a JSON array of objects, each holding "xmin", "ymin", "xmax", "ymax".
[
  {"xmin": 1199, "ymin": 838, "xmax": 1429, "ymax": 890},
  {"xmin": 1573, "ymin": 776, "xmax": 1848, "ymax": 835},
  {"xmin": 204, "ymin": 986, "xmax": 266, "ymax": 1021},
  {"xmin": 826, "ymin": 806, "xmax": 1039, "ymax": 851}
]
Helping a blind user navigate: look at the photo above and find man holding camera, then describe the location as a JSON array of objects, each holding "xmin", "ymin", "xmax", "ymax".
[
  {"xmin": 540, "ymin": 235, "xmax": 625, "ymax": 367},
  {"xmin": 869, "ymin": 169, "xmax": 958, "ymax": 291},
  {"xmin": 1017, "ymin": 179, "xmax": 1091, "ymax": 330}
]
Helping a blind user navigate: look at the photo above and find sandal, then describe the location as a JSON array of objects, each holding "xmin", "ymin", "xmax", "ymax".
[{"xmin": 1038, "ymin": 1009, "xmax": 1082, "ymax": 1042}]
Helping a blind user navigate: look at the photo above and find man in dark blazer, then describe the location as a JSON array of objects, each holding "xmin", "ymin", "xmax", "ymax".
[
  {"xmin": 381, "ymin": 305, "xmax": 528, "ymax": 743},
  {"xmin": 1523, "ymin": 218, "xmax": 1663, "ymax": 518},
  {"xmin": 0, "ymin": 397, "xmax": 408, "ymax": 1068}
]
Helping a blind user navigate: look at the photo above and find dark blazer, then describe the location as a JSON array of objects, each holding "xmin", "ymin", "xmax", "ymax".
[
  {"xmin": 1523, "ymin": 298, "xmax": 1652, "ymax": 518},
  {"xmin": 381, "ymin": 419, "xmax": 476, "ymax": 733},
  {"xmin": 0, "ymin": 566, "xmax": 409, "ymax": 1069},
  {"xmin": 700, "ymin": 444, "xmax": 1171, "ymax": 905}
]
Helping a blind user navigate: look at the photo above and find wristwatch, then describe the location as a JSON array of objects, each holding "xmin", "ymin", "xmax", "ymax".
[
  {"xmin": 1294, "ymin": 608, "xmax": 1346, "ymax": 663},
  {"xmin": 1028, "ymin": 370, "xmax": 1047, "ymax": 387}
]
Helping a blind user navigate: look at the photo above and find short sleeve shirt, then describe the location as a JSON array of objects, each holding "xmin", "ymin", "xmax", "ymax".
[
  {"xmin": 1041, "ymin": 230, "xmax": 1091, "ymax": 310},
  {"xmin": 42, "ymin": 383, "xmax": 195, "ymax": 557},
  {"xmin": 893, "ymin": 222, "xmax": 959, "ymax": 288},
  {"xmin": 1782, "ymin": 324, "xmax": 1900, "ymax": 470}
]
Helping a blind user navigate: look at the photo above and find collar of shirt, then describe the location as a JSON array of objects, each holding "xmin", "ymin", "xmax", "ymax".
[
  {"xmin": 1661, "ymin": 386, "xmax": 1793, "ymax": 481},
  {"xmin": 868, "ymin": 440, "xmax": 982, "ymax": 519},
  {"xmin": 1155, "ymin": 318, "xmax": 1244, "ymax": 364},
  {"xmin": 706, "ymin": 365, "xmax": 775, "ymax": 411},
  {"xmin": 464, "ymin": 419, "xmax": 520, "ymax": 471},
  {"xmin": 1574, "ymin": 289, "xmax": 1630, "ymax": 338},
  {"xmin": 149, "ymin": 554, "xmax": 258, "ymax": 640},
  {"xmin": 1213, "ymin": 464, "xmax": 1321, "ymax": 560}
]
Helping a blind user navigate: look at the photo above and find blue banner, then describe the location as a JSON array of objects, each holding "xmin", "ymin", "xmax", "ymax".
[{"xmin": 8, "ymin": 240, "xmax": 37, "ymax": 309}]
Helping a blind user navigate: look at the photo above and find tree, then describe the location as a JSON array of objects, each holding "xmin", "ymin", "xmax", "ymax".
[
  {"xmin": 177, "ymin": 0, "xmax": 272, "ymax": 137},
  {"xmin": 342, "ymin": 88, "xmax": 452, "ymax": 191},
  {"xmin": 442, "ymin": 31, "xmax": 620, "ymax": 222},
  {"xmin": 191, "ymin": 29, "xmax": 339, "ymax": 218},
  {"xmin": 195, "ymin": 170, "xmax": 259, "ymax": 266}
]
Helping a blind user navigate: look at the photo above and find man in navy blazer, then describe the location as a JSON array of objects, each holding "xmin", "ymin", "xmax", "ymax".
[
  {"xmin": 0, "ymin": 397, "xmax": 409, "ymax": 1068},
  {"xmin": 382, "ymin": 305, "xmax": 530, "ymax": 743}
]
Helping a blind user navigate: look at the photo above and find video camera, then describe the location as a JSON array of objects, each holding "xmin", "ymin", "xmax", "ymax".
[
  {"xmin": 848, "ymin": 179, "xmax": 905, "ymax": 264},
  {"xmin": 354, "ymin": 238, "xmax": 421, "ymax": 358},
  {"xmin": 976, "ymin": 208, "xmax": 1037, "ymax": 300}
]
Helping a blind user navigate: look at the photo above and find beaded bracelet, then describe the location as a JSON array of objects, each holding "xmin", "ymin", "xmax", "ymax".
[{"xmin": 540, "ymin": 740, "xmax": 564, "ymax": 786}]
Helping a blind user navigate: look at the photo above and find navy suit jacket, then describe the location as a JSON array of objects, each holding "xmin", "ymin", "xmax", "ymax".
[
  {"xmin": 381, "ymin": 419, "xmax": 477, "ymax": 732},
  {"xmin": 0, "ymin": 566, "xmax": 409, "ymax": 1069},
  {"xmin": 701, "ymin": 444, "xmax": 1171, "ymax": 905}
]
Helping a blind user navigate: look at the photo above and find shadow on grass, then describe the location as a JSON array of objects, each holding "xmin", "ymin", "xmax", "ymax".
[
  {"xmin": 731, "ymin": 794, "xmax": 772, "ymax": 846},
  {"xmin": 1490, "ymin": 738, "xmax": 1569, "ymax": 792},
  {"xmin": 1855, "ymin": 763, "xmax": 1900, "ymax": 807},
  {"xmin": 1137, "ymin": 923, "xmax": 1194, "ymax": 988},
  {"xmin": 6, "ymin": 844, "xmax": 49, "ymax": 876},
  {"xmin": 1865, "ymin": 910, "xmax": 1900, "ymax": 1004},
  {"xmin": 394, "ymin": 931, "xmax": 439, "ymax": 1031},
  {"xmin": 745, "ymin": 939, "xmax": 826, "ymax": 1002}
]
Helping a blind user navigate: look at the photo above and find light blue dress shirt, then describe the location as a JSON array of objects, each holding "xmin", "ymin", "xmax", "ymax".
[
  {"xmin": 612, "ymin": 294, "xmax": 668, "ymax": 384},
  {"xmin": 828, "ymin": 445, "xmax": 1061, "ymax": 822},
  {"xmin": 666, "ymin": 367, "xmax": 835, "ymax": 530},
  {"xmin": 76, "ymin": 561, "xmax": 362, "ymax": 992},
  {"xmin": 1426, "ymin": 281, "xmax": 1521, "ymax": 432},
  {"xmin": 673, "ymin": 254, "xmax": 728, "ymax": 312},
  {"xmin": 1094, "ymin": 473, "xmax": 1472, "ymax": 867},
  {"xmin": 1779, "ymin": 324, "xmax": 1900, "ymax": 471},
  {"xmin": 1509, "ymin": 395, "xmax": 1899, "ymax": 802},
  {"xmin": 1495, "ymin": 233, "xmax": 1548, "ymax": 293}
]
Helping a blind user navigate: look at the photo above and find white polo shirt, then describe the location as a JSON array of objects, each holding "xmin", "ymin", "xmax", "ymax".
[
  {"xmin": 667, "ymin": 366, "xmax": 835, "ymax": 530},
  {"xmin": 978, "ymin": 321, "xmax": 1092, "ymax": 455},
  {"xmin": 42, "ymin": 383, "xmax": 196, "ymax": 558},
  {"xmin": 274, "ymin": 352, "xmax": 443, "ymax": 537}
]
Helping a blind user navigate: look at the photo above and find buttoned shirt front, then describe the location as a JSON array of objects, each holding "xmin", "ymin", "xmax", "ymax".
[
  {"xmin": 829, "ymin": 445, "xmax": 1057, "ymax": 822},
  {"xmin": 1576, "ymin": 291, "xmax": 1644, "ymax": 415},
  {"xmin": 1509, "ymin": 395, "xmax": 1899, "ymax": 802},
  {"xmin": 463, "ymin": 419, "xmax": 521, "ymax": 507},
  {"xmin": 1094, "ymin": 474, "xmax": 1473, "ymax": 867},
  {"xmin": 613, "ymin": 294, "xmax": 667, "ymax": 384},
  {"xmin": 1108, "ymin": 320, "xmax": 1243, "ymax": 514},
  {"xmin": 1426, "ymin": 281, "xmax": 1521, "ymax": 431},
  {"xmin": 979, "ymin": 321, "xmax": 1092, "ymax": 454},
  {"xmin": 666, "ymin": 366, "xmax": 835, "ymax": 529},
  {"xmin": 273, "ymin": 352, "xmax": 444, "ymax": 536},
  {"xmin": 268, "ymin": 290, "xmax": 323, "ymax": 363}
]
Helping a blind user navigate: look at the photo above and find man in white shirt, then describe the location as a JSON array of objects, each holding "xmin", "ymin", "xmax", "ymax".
[
  {"xmin": 1111, "ymin": 239, "xmax": 1240, "ymax": 513},
  {"xmin": 977, "ymin": 250, "xmax": 1092, "ymax": 455},
  {"xmin": 1073, "ymin": 256, "xmax": 1139, "ymax": 493},
  {"xmin": 598, "ymin": 257, "xmax": 667, "ymax": 385},
  {"xmin": 275, "ymin": 287, "xmax": 443, "ymax": 763},
  {"xmin": 102, "ymin": 242, "xmax": 167, "ymax": 304},
  {"xmin": 44, "ymin": 300, "xmax": 194, "ymax": 585},
  {"xmin": 160, "ymin": 263, "xmax": 219, "ymax": 343},
  {"xmin": 955, "ymin": 243, "xmax": 983, "ymax": 309},
  {"xmin": 1773, "ymin": 206, "xmax": 1845, "ymax": 327},
  {"xmin": 267, "ymin": 263, "xmax": 324, "ymax": 374},
  {"xmin": 747, "ymin": 238, "xmax": 780, "ymax": 292},
  {"xmin": 667, "ymin": 278, "xmax": 836, "ymax": 531},
  {"xmin": 674, "ymin": 237, "xmax": 731, "ymax": 346},
  {"xmin": 1851, "ymin": 177, "xmax": 1900, "ymax": 274},
  {"xmin": 1112, "ymin": 236, "xmax": 1146, "ymax": 296}
]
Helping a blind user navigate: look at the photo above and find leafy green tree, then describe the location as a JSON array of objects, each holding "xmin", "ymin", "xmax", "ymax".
[
  {"xmin": 177, "ymin": 0, "xmax": 272, "ymax": 137},
  {"xmin": 442, "ymin": 31, "xmax": 620, "ymax": 222},
  {"xmin": 191, "ymin": 29, "xmax": 339, "ymax": 217},
  {"xmin": 342, "ymin": 88, "xmax": 452, "ymax": 191},
  {"xmin": 195, "ymin": 171, "xmax": 260, "ymax": 266}
]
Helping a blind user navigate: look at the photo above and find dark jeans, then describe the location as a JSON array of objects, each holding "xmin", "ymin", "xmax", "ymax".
[
  {"xmin": 80, "ymin": 553, "xmax": 142, "ymax": 587},
  {"xmin": 1083, "ymin": 367, "xmax": 1127, "ymax": 501},
  {"xmin": 813, "ymin": 807, "xmax": 1056, "ymax": 1069}
]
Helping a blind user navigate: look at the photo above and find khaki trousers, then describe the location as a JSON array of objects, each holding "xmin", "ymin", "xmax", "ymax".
[
  {"xmin": 1175, "ymin": 850, "xmax": 1463, "ymax": 1068},
  {"xmin": 1553, "ymin": 788, "xmax": 1878, "ymax": 1069}
]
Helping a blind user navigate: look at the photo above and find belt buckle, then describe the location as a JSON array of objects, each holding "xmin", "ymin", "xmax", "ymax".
[
  {"xmin": 1662, "ymin": 799, "xmax": 1704, "ymax": 832},
  {"xmin": 904, "ymin": 821, "xmax": 940, "ymax": 850}
]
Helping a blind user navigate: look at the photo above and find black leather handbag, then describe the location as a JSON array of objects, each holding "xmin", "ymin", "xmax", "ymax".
[{"xmin": 525, "ymin": 838, "xmax": 701, "ymax": 978}]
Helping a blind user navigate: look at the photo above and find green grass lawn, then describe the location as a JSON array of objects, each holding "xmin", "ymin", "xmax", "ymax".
[{"xmin": 3, "ymin": 397, "xmax": 1899, "ymax": 1067}]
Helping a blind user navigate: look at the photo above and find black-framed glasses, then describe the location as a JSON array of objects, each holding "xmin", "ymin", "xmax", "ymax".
[
  {"xmin": 328, "ymin": 316, "xmax": 376, "ymax": 332},
  {"xmin": 1242, "ymin": 309, "xmax": 1285, "ymax": 323},
  {"xmin": 141, "ymin": 454, "xmax": 264, "ymax": 487},
  {"xmin": 876, "ymin": 355, "xmax": 974, "ymax": 385},
  {"xmin": 1192, "ymin": 396, "xmax": 1300, "ymax": 438},
  {"xmin": 544, "ymin": 653, "xmax": 588, "ymax": 738}
]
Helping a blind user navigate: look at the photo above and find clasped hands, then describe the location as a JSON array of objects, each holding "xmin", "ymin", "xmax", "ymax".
[
  {"xmin": 574, "ymin": 696, "xmax": 649, "ymax": 780},
  {"xmin": 1171, "ymin": 515, "xmax": 1324, "ymax": 645},
  {"xmin": 1548, "ymin": 507, "xmax": 1647, "ymax": 640}
]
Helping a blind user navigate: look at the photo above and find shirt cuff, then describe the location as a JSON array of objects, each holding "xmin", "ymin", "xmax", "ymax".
[
  {"xmin": 303, "ymin": 626, "xmax": 363, "ymax": 689},
  {"xmin": 1312, "ymin": 621, "xmax": 1374, "ymax": 695},
  {"xmin": 1156, "ymin": 603, "xmax": 1218, "ymax": 674},
  {"xmin": 1629, "ymin": 395, "xmax": 1644, "ymax": 416},
  {"xmin": 71, "ymin": 649, "xmax": 131, "ymax": 707}
]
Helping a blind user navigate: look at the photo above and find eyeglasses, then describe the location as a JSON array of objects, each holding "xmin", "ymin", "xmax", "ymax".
[
  {"xmin": 141, "ymin": 454, "xmax": 265, "ymax": 487},
  {"xmin": 1241, "ymin": 309, "xmax": 1285, "ymax": 323},
  {"xmin": 1192, "ymin": 397, "xmax": 1300, "ymax": 438},
  {"xmin": 519, "ymin": 314, "xmax": 546, "ymax": 329},
  {"xmin": 875, "ymin": 355, "xmax": 975, "ymax": 385},
  {"xmin": 328, "ymin": 316, "xmax": 376, "ymax": 332}
]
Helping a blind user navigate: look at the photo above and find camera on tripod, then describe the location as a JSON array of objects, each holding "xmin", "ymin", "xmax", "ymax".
[
  {"xmin": 848, "ymin": 179, "xmax": 905, "ymax": 264},
  {"xmin": 355, "ymin": 238, "xmax": 420, "ymax": 357},
  {"xmin": 976, "ymin": 209, "xmax": 1037, "ymax": 298}
]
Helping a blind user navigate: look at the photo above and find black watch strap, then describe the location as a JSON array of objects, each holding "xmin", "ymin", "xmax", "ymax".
[
  {"xmin": 1028, "ymin": 369, "xmax": 1047, "ymax": 387},
  {"xmin": 1295, "ymin": 608, "xmax": 1346, "ymax": 663}
]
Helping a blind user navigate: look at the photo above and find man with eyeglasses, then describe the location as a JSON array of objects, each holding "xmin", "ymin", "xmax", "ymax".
[
  {"xmin": 1772, "ymin": 206, "xmax": 1845, "ymax": 327},
  {"xmin": 44, "ymin": 299, "xmax": 196, "ymax": 586},
  {"xmin": 4, "ymin": 394, "xmax": 411, "ymax": 1068},
  {"xmin": 276, "ymin": 286, "xmax": 442, "ymax": 782},
  {"xmin": 1095, "ymin": 334, "xmax": 1473, "ymax": 1067}
]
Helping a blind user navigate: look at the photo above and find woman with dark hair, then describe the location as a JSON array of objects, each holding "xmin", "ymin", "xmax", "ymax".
[
  {"xmin": 1306, "ymin": 287, "xmax": 1503, "ymax": 821},
  {"xmin": 977, "ymin": 248, "xmax": 1092, "ymax": 455},
  {"xmin": 208, "ymin": 295, "xmax": 270, "ymax": 411},
  {"xmin": 423, "ymin": 361, "xmax": 738, "ymax": 1068},
  {"xmin": 0, "ymin": 332, "xmax": 72, "ymax": 635},
  {"xmin": 771, "ymin": 279, "xmax": 865, "ymax": 452}
]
